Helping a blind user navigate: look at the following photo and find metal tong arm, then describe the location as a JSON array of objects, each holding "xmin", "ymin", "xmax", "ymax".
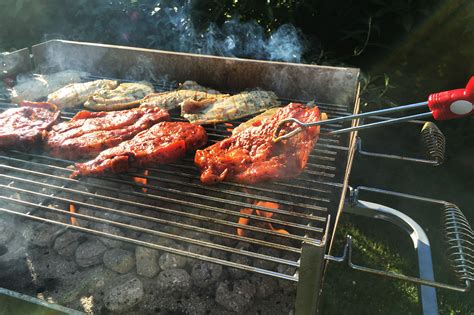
[
  {"xmin": 273, "ymin": 101, "xmax": 429, "ymax": 141},
  {"xmin": 327, "ymin": 186, "xmax": 473, "ymax": 293}
]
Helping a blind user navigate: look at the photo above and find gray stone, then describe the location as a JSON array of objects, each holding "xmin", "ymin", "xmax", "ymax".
[
  {"xmin": 53, "ymin": 231, "xmax": 81, "ymax": 257},
  {"xmin": 104, "ymin": 277, "xmax": 144, "ymax": 312},
  {"xmin": 136, "ymin": 246, "xmax": 160, "ymax": 278},
  {"xmin": 156, "ymin": 268, "xmax": 192, "ymax": 294},
  {"xmin": 191, "ymin": 261, "xmax": 223, "ymax": 288},
  {"xmin": 215, "ymin": 279, "xmax": 256, "ymax": 313},
  {"xmin": 75, "ymin": 240, "xmax": 107, "ymax": 267},
  {"xmin": 103, "ymin": 248, "xmax": 135, "ymax": 274},
  {"xmin": 250, "ymin": 274, "xmax": 278, "ymax": 299}
]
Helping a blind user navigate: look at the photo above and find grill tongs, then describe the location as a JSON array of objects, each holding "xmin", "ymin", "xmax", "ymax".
[{"xmin": 273, "ymin": 76, "xmax": 474, "ymax": 141}]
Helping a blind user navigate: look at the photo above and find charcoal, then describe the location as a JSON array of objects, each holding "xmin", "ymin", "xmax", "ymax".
[
  {"xmin": 0, "ymin": 234, "xmax": 29, "ymax": 277},
  {"xmin": 253, "ymin": 247, "xmax": 280, "ymax": 271},
  {"xmin": 103, "ymin": 248, "xmax": 135, "ymax": 274},
  {"xmin": 104, "ymin": 276, "xmax": 144, "ymax": 312},
  {"xmin": 156, "ymin": 268, "xmax": 192, "ymax": 294},
  {"xmin": 158, "ymin": 244, "xmax": 187, "ymax": 270},
  {"xmin": 23, "ymin": 222, "xmax": 61, "ymax": 247},
  {"xmin": 93, "ymin": 223, "xmax": 125, "ymax": 248},
  {"xmin": 75, "ymin": 239, "xmax": 107, "ymax": 267},
  {"xmin": 228, "ymin": 242, "xmax": 252, "ymax": 279},
  {"xmin": 277, "ymin": 253, "xmax": 298, "ymax": 293},
  {"xmin": 135, "ymin": 246, "xmax": 160, "ymax": 278},
  {"xmin": 186, "ymin": 244, "xmax": 212, "ymax": 266},
  {"xmin": 191, "ymin": 261, "xmax": 223, "ymax": 288},
  {"xmin": 27, "ymin": 247, "xmax": 78, "ymax": 280},
  {"xmin": 53, "ymin": 231, "xmax": 81, "ymax": 257},
  {"xmin": 53, "ymin": 265, "xmax": 116, "ymax": 305},
  {"xmin": 250, "ymin": 274, "xmax": 278, "ymax": 299},
  {"xmin": 215, "ymin": 279, "xmax": 256, "ymax": 313},
  {"xmin": 0, "ymin": 218, "xmax": 15, "ymax": 244}
]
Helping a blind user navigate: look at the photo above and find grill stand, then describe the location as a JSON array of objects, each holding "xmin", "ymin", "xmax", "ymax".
[
  {"xmin": 295, "ymin": 217, "xmax": 330, "ymax": 315},
  {"xmin": 344, "ymin": 200, "xmax": 438, "ymax": 315}
]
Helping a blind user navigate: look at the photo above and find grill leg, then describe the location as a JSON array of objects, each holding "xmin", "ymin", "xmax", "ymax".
[
  {"xmin": 345, "ymin": 200, "xmax": 439, "ymax": 315},
  {"xmin": 295, "ymin": 239, "xmax": 327, "ymax": 315}
]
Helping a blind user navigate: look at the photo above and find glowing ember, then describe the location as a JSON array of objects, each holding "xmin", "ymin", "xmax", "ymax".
[
  {"xmin": 224, "ymin": 122, "xmax": 234, "ymax": 133},
  {"xmin": 237, "ymin": 201, "xmax": 289, "ymax": 236},
  {"xmin": 69, "ymin": 204, "xmax": 78, "ymax": 226},
  {"xmin": 132, "ymin": 170, "xmax": 149, "ymax": 193}
]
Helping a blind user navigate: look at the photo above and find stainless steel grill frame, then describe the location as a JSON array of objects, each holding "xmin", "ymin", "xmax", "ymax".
[{"xmin": 0, "ymin": 40, "xmax": 361, "ymax": 314}]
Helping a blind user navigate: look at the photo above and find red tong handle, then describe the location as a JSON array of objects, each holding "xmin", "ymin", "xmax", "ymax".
[{"xmin": 428, "ymin": 76, "xmax": 474, "ymax": 120}]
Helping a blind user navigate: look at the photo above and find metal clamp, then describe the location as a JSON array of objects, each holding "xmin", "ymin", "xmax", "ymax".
[
  {"xmin": 331, "ymin": 186, "xmax": 473, "ymax": 294},
  {"xmin": 355, "ymin": 120, "xmax": 446, "ymax": 166}
]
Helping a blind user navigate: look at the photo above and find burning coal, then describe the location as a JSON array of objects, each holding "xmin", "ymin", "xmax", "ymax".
[{"xmin": 237, "ymin": 201, "xmax": 290, "ymax": 237}]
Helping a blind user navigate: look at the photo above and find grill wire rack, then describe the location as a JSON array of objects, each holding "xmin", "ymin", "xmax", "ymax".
[{"xmin": 0, "ymin": 75, "xmax": 355, "ymax": 307}]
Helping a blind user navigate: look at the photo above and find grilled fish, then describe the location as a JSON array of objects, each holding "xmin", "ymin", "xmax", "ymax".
[
  {"xmin": 179, "ymin": 80, "xmax": 221, "ymax": 94},
  {"xmin": 47, "ymin": 79, "xmax": 118, "ymax": 109},
  {"xmin": 84, "ymin": 82, "xmax": 155, "ymax": 111},
  {"xmin": 181, "ymin": 90, "xmax": 280, "ymax": 125},
  {"xmin": 10, "ymin": 70, "xmax": 89, "ymax": 103},
  {"xmin": 139, "ymin": 90, "xmax": 229, "ymax": 110}
]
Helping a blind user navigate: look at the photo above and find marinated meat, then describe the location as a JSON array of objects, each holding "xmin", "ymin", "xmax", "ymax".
[
  {"xmin": 0, "ymin": 101, "xmax": 59, "ymax": 150},
  {"xmin": 47, "ymin": 79, "xmax": 118, "ymax": 109},
  {"xmin": 83, "ymin": 82, "xmax": 155, "ymax": 111},
  {"xmin": 72, "ymin": 122, "xmax": 207, "ymax": 177},
  {"xmin": 181, "ymin": 90, "xmax": 280, "ymax": 124},
  {"xmin": 45, "ymin": 107, "xmax": 170, "ymax": 160},
  {"xmin": 195, "ymin": 103, "xmax": 322, "ymax": 184}
]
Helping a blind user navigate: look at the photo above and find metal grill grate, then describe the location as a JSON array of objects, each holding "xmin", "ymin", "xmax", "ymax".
[{"xmin": 0, "ymin": 77, "xmax": 353, "ymax": 283}]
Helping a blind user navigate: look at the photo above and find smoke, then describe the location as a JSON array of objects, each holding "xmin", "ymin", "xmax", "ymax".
[{"xmin": 147, "ymin": 1, "xmax": 305, "ymax": 63}]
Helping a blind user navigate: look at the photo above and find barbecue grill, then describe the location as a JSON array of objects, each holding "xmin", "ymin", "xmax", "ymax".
[{"xmin": 0, "ymin": 40, "xmax": 472, "ymax": 314}]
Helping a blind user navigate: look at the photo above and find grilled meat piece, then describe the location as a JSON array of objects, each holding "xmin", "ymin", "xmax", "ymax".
[
  {"xmin": 72, "ymin": 122, "xmax": 207, "ymax": 177},
  {"xmin": 0, "ymin": 101, "xmax": 59, "ymax": 150},
  {"xmin": 84, "ymin": 82, "xmax": 155, "ymax": 111},
  {"xmin": 181, "ymin": 90, "xmax": 280, "ymax": 124},
  {"xmin": 195, "ymin": 103, "xmax": 322, "ymax": 184},
  {"xmin": 10, "ymin": 70, "xmax": 89, "ymax": 103},
  {"xmin": 140, "ymin": 90, "xmax": 229, "ymax": 110},
  {"xmin": 45, "ymin": 107, "xmax": 170, "ymax": 160},
  {"xmin": 47, "ymin": 80, "xmax": 118, "ymax": 109}
]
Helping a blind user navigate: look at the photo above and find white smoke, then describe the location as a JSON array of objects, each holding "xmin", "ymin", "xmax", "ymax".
[{"xmin": 148, "ymin": 1, "xmax": 305, "ymax": 63}]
